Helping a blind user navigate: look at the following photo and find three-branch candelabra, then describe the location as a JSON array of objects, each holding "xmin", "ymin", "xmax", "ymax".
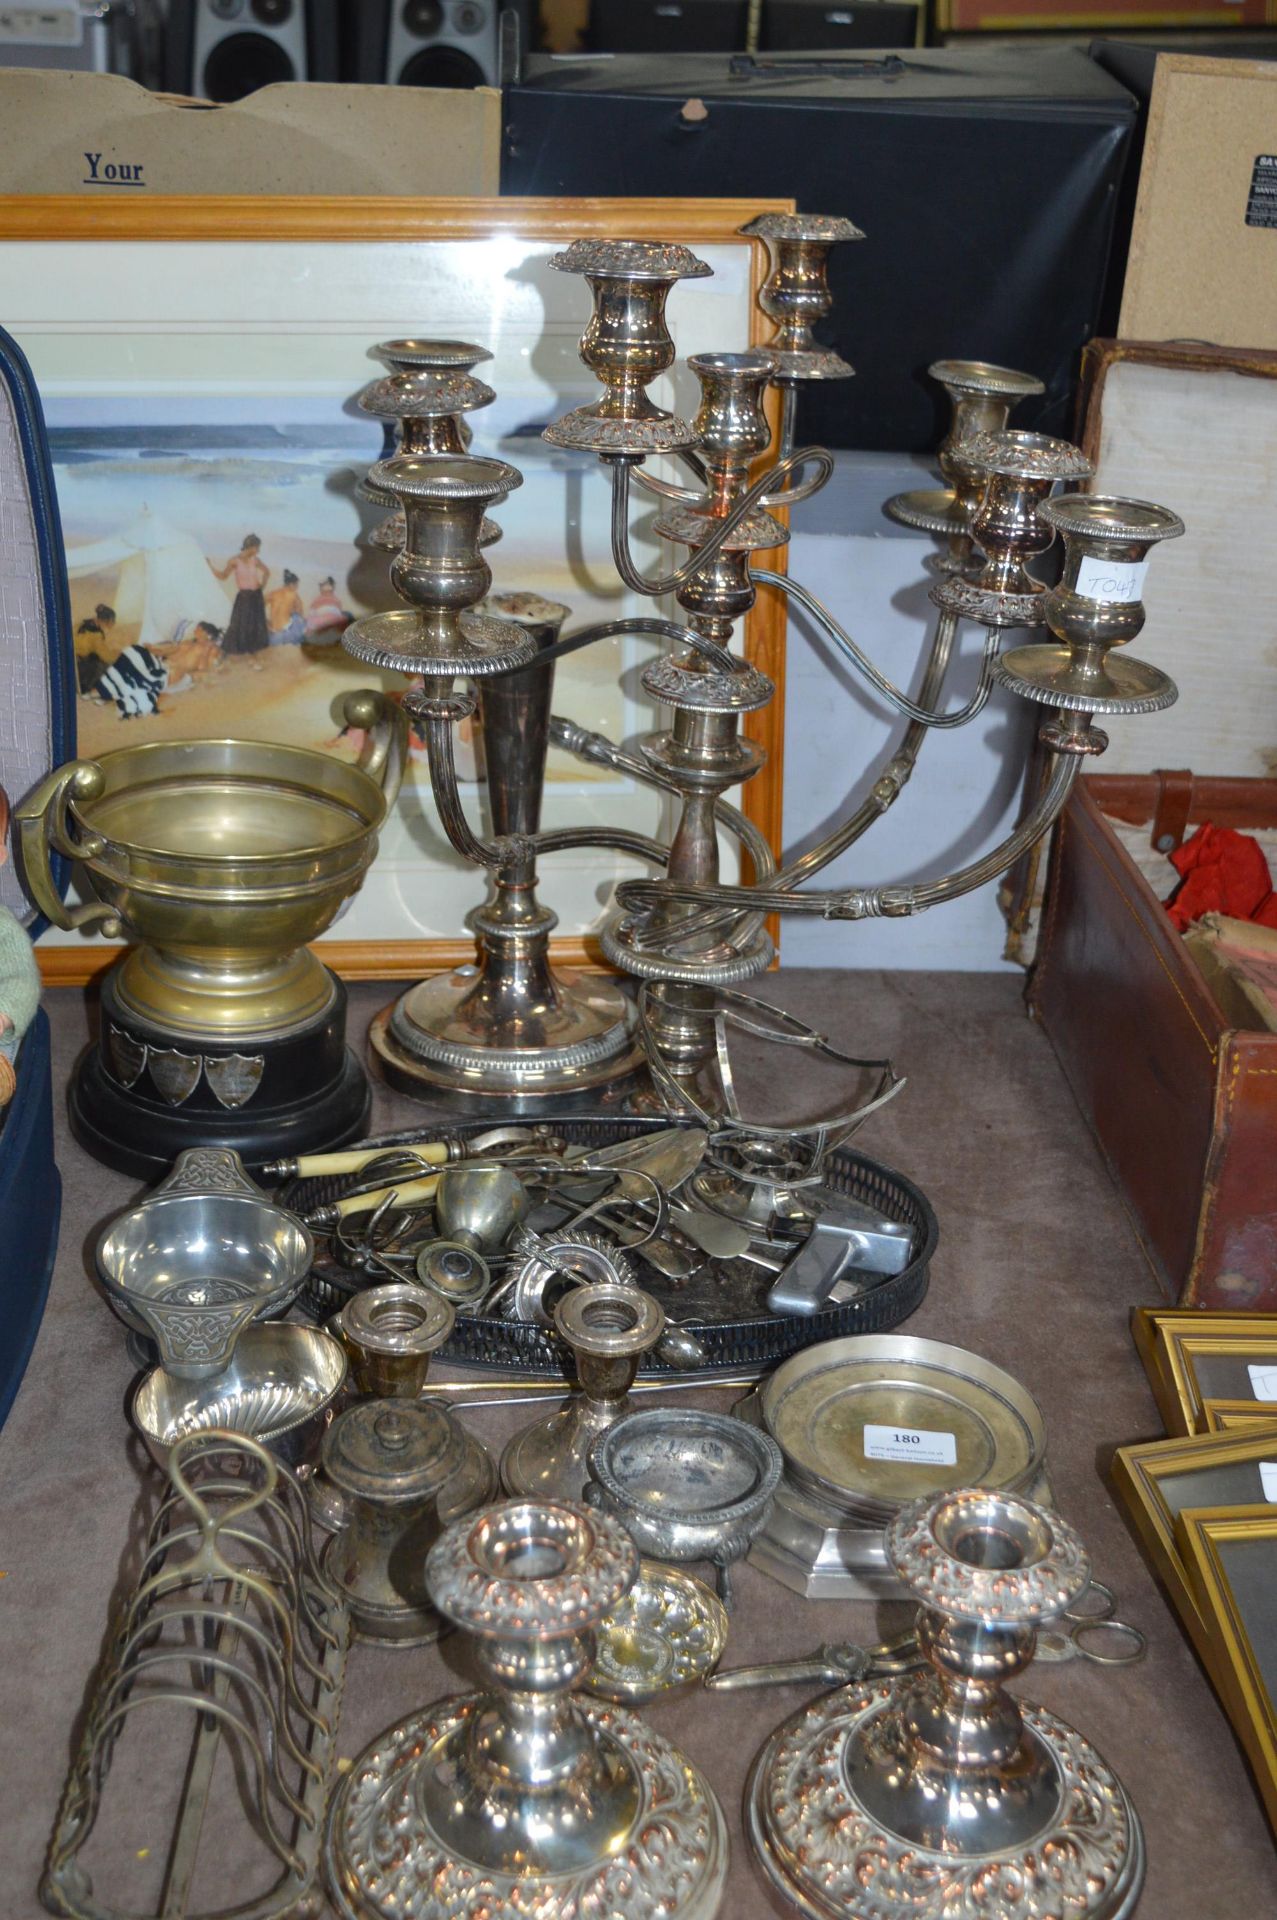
[{"xmin": 343, "ymin": 214, "xmax": 1182, "ymax": 1136}]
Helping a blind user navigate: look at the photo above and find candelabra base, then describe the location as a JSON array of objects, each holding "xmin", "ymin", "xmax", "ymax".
[
  {"xmin": 747, "ymin": 1685, "xmax": 1145, "ymax": 1920},
  {"xmin": 326, "ymin": 1696, "xmax": 728, "ymax": 1920},
  {"xmin": 368, "ymin": 967, "xmax": 646, "ymax": 1111}
]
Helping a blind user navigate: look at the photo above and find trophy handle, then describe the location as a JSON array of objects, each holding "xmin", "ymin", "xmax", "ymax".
[
  {"xmin": 342, "ymin": 689, "xmax": 407, "ymax": 812},
  {"xmin": 14, "ymin": 762, "xmax": 122, "ymax": 935}
]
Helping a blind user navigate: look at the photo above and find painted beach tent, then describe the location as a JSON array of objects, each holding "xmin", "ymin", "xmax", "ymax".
[{"xmin": 65, "ymin": 506, "xmax": 233, "ymax": 647}]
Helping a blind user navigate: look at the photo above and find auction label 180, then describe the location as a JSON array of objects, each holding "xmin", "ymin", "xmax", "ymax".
[{"xmin": 863, "ymin": 1423, "xmax": 957, "ymax": 1466}]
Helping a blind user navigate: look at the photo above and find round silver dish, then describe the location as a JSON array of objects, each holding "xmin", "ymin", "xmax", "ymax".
[
  {"xmin": 132, "ymin": 1322, "xmax": 347, "ymax": 1472},
  {"xmin": 585, "ymin": 1407, "xmax": 782, "ymax": 1607},
  {"xmin": 759, "ymin": 1333, "xmax": 1045, "ymax": 1521}
]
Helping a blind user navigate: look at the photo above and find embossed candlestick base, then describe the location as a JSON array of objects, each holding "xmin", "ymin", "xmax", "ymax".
[
  {"xmin": 326, "ymin": 1500, "xmax": 728, "ymax": 1920},
  {"xmin": 748, "ymin": 1486, "xmax": 1145, "ymax": 1920}
]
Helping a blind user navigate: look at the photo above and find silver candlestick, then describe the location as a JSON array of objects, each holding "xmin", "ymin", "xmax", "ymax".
[
  {"xmin": 325, "ymin": 1498, "xmax": 729, "ymax": 1920},
  {"xmin": 748, "ymin": 1486, "xmax": 1144, "ymax": 1920}
]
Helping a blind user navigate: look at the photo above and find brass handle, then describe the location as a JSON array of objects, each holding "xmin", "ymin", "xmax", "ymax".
[
  {"xmin": 13, "ymin": 761, "xmax": 122, "ymax": 935},
  {"xmin": 342, "ymin": 689, "xmax": 408, "ymax": 812}
]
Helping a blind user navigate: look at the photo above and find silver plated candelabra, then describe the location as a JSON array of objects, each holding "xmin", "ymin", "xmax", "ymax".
[{"xmin": 342, "ymin": 212, "xmax": 1182, "ymax": 1148}]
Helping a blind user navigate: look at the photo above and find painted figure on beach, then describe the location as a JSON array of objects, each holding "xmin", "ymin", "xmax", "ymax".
[
  {"xmin": 267, "ymin": 569, "xmax": 306, "ymax": 645},
  {"xmin": 305, "ymin": 575, "xmax": 352, "ymax": 639},
  {"xmin": 209, "ymin": 533, "xmax": 270, "ymax": 657}
]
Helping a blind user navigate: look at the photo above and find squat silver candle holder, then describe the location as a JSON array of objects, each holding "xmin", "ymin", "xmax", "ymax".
[
  {"xmin": 325, "ymin": 1499, "xmax": 729, "ymax": 1920},
  {"xmin": 748, "ymin": 1485, "xmax": 1145, "ymax": 1920}
]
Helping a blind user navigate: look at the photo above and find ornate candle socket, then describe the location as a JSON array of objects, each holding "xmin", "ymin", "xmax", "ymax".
[
  {"xmin": 652, "ymin": 350, "xmax": 789, "ymax": 632},
  {"xmin": 748, "ymin": 1486, "xmax": 1145, "ymax": 1920},
  {"xmin": 886, "ymin": 360, "xmax": 1045, "ymax": 565},
  {"xmin": 501, "ymin": 1281, "xmax": 666, "ymax": 1500},
  {"xmin": 321, "ymin": 1399, "xmax": 469, "ymax": 1643},
  {"xmin": 541, "ymin": 238, "xmax": 712, "ymax": 455},
  {"xmin": 931, "ymin": 428, "xmax": 1095, "ymax": 629},
  {"xmin": 334, "ymin": 1281, "xmax": 454, "ymax": 1399},
  {"xmin": 378, "ymin": 338, "xmax": 492, "ymax": 376},
  {"xmin": 325, "ymin": 1499, "xmax": 729, "ymax": 1920},
  {"xmin": 359, "ymin": 348, "xmax": 502, "ymax": 549},
  {"xmin": 995, "ymin": 492, "xmax": 1183, "ymax": 734},
  {"xmin": 739, "ymin": 211, "xmax": 862, "ymax": 382},
  {"xmin": 344, "ymin": 453, "xmax": 530, "ymax": 676}
]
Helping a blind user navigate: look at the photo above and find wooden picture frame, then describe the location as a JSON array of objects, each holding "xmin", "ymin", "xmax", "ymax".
[
  {"xmin": 1203, "ymin": 1401, "xmax": 1277, "ymax": 1435},
  {"xmin": 1130, "ymin": 1307, "xmax": 1277, "ymax": 1436},
  {"xmin": 0, "ymin": 194, "xmax": 792, "ymax": 986},
  {"xmin": 1112, "ymin": 1427, "xmax": 1277, "ymax": 1672},
  {"xmin": 1177, "ymin": 1503, "xmax": 1277, "ymax": 1835}
]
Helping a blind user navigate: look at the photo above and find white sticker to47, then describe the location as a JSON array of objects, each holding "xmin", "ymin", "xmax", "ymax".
[
  {"xmin": 1073, "ymin": 554, "xmax": 1149, "ymax": 604},
  {"xmin": 863, "ymin": 1423, "xmax": 957, "ymax": 1467}
]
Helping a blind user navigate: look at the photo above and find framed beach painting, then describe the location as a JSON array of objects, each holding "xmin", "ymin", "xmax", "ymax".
[{"xmin": 0, "ymin": 195, "xmax": 791, "ymax": 982}]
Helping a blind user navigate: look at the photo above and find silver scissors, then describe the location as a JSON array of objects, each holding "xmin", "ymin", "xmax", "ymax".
[{"xmin": 1034, "ymin": 1581, "xmax": 1147, "ymax": 1665}]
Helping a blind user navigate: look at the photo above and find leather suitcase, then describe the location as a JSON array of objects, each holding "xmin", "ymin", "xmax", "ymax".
[{"xmin": 1030, "ymin": 771, "xmax": 1277, "ymax": 1309}]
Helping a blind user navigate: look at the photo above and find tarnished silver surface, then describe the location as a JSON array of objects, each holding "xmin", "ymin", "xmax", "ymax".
[
  {"xmin": 749, "ymin": 1691, "xmax": 1144, "ymax": 1920},
  {"xmin": 322, "ymin": 1400, "xmax": 470, "ymax": 1644},
  {"xmin": 994, "ymin": 645, "xmax": 1178, "ymax": 714},
  {"xmin": 586, "ymin": 1560, "xmax": 729, "ymax": 1703},
  {"xmin": 326, "ymin": 1499, "xmax": 727, "ymax": 1920},
  {"xmin": 758, "ymin": 1333, "xmax": 1046, "ymax": 1520},
  {"xmin": 42, "ymin": 1433, "xmax": 349, "ymax": 1920},
  {"xmin": 358, "ymin": 369, "xmax": 495, "ymax": 420},
  {"xmin": 132, "ymin": 1322, "xmax": 348, "ymax": 1472},
  {"xmin": 748, "ymin": 1485, "xmax": 1144, "ymax": 1920},
  {"xmin": 334, "ymin": 1281, "xmax": 454, "ymax": 1399},
  {"xmin": 641, "ymin": 654, "xmax": 774, "ymax": 712},
  {"xmin": 653, "ymin": 499, "xmax": 789, "ymax": 551},
  {"xmin": 585, "ymin": 1406, "xmax": 782, "ymax": 1607},
  {"xmin": 96, "ymin": 1148, "xmax": 312, "ymax": 1377},
  {"xmin": 342, "ymin": 606, "xmax": 532, "ymax": 676}
]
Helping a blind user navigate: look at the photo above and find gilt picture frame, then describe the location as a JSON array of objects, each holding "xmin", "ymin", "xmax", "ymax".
[{"xmin": 0, "ymin": 194, "xmax": 792, "ymax": 985}]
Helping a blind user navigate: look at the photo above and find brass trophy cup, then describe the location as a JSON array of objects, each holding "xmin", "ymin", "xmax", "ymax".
[{"xmin": 17, "ymin": 691, "xmax": 406, "ymax": 1175}]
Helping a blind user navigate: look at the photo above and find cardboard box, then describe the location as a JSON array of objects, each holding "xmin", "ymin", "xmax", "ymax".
[
  {"xmin": 1120, "ymin": 54, "xmax": 1277, "ymax": 350},
  {"xmin": 0, "ymin": 68, "xmax": 499, "ymax": 196}
]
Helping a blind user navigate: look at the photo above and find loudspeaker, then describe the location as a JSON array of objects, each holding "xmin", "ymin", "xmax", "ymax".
[
  {"xmin": 504, "ymin": 47, "xmax": 1135, "ymax": 451},
  {"xmin": 165, "ymin": 0, "xmax": 339, "ymax": 102},
  {"xmin": 353, "ymin": 0, "xmax": 522, "ymax": 86},
  {"xmin": 760, "ymin": 1, "xmax": 919, "ymax": 50},
  {"xmin": 586, "ymin": 1, "xmax": 748, "ymax": 53}
]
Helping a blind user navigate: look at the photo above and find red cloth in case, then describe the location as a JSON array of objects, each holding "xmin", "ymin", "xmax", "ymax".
[{"xmin": 1167, "ymin": 821, "xmax": 1277, "ymax": 932}]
